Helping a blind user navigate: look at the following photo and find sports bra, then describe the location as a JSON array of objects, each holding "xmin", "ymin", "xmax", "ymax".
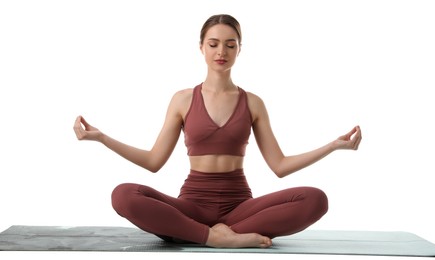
[{"xmin": 183, "ymin": 83, "xmax": 252, "ymax": 156}]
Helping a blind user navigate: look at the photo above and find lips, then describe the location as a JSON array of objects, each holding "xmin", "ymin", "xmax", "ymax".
[{"xmin": 215, "ymin": 59, "xmax": 227, "ymax": 65}]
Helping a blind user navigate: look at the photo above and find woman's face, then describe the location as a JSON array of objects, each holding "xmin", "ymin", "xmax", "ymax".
[{"xmin": 200, "ymin": 24, "xmax": 241, "ymax": 73}]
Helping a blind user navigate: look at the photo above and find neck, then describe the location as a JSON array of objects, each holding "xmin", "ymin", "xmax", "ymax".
[{"xmin": 202, "ymin": 72, "xmax": 236, "ymax": 93}]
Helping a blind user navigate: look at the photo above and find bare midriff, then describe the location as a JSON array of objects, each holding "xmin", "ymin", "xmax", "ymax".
[{"xmin": 189, "ymin": 155, "xmax": 244, "ymax": 173}]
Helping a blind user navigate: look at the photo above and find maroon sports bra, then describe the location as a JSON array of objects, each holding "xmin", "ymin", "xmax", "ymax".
[{"xmin": 183, "ymin": 84, "xmax": 252, "ymax": 156}]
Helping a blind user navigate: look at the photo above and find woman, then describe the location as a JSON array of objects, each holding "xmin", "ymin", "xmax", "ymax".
[{"xmin": 73, "ymin": 14, "xmax": 362, "ymax": 248}]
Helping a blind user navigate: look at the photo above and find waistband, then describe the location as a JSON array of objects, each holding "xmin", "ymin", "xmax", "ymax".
[
  {"xmin": 188, "ymin": 168, "xmax": 245, "ymax": 178},
  {"xmin": 179, "ymin": 168, "xmax": 252, "ymax": 201}
]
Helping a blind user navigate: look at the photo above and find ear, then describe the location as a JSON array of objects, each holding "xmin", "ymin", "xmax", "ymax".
[{"xmin": 199, "ymin": 42, "xmax": 204, "ymax": 55}]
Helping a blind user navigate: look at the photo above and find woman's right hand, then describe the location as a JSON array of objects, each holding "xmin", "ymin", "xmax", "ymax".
[{"xmin": 73, "ymin": 115, "xmax": 103, "ymax": 142}]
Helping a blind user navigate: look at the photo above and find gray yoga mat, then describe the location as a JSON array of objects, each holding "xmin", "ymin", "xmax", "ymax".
[{"xmin": 1, "ymin": 225, "xmax": 435, "ymax": 257}]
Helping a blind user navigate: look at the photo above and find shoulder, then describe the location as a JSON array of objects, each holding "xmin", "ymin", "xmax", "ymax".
[
  {"xmin": 167, "ymin": 87, "xmax": 194, "ymax": 116},
  {"xmin": 172, "ymin": 87, "xmax": 193, "ymax": 101},
  {"xmin": 243, "ymin": 90, "xmax": 269, "ymax": 124},
  {"xmin": 166, "ymin": 85, "xmax": 197, "ymax": 103},
  {"xmin": 245, "ymin": 90, "xmax": 262, "ymax": 101},
  {"xmin": 245, "ymin": 91, "xmax": 268, "ymax": 123},
  {"xmin": 245, "ymin": 90, "xmax": 266, "ymax": 110}
]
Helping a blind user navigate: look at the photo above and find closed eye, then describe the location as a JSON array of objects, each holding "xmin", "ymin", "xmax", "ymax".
[{"xmin": 207, "ymin": 38, "xmax": 238, "ymax": 48}]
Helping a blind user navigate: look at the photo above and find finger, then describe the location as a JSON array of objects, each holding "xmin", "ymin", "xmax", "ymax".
[
  {"xmin": 80, "ymin": 116, "xmax": 90, "ymax": 128},
  {"xmin": 73, "ymin": 126, "xmax": 83, "ymax": 139},
  {"xmin": 73, "ymin": 116, "xmax": 82, "ymax": 134},
  {"xmin": 341, "ymin": 126, "xmax": 356, "ymax": 141},
  {"xmin": 74, "ymin": 115, "xmax": 82, "ymax": 127},
  {"xmin": 73, "ymin": 116, "xmax": 86, "ymax": 140},
  {"xmin": 352, "ymin": 132, "xmax": 362, "ymax": 150},
  {"xmin": 348, "ymin": 126, "xmax": 358, "ymax": 137},
  {"xmin": 355, "ymin": 139, "xmax": 361, "ymax": 150}
]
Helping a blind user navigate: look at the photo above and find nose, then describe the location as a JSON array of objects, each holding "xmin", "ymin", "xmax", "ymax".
[{"xmin": 218, "ymin": 45, "xmax": 226, "ymax": 56}]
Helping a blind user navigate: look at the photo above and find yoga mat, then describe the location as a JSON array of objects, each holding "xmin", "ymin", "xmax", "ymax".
[{"xmin": 1, "ymin": 225, "xmax": 435, "ymax": 257}]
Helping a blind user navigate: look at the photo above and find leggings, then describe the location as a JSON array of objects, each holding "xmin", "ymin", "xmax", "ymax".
[{"xmin": 111, "ymin": 169, "xmax": 328, "ymax": 245}]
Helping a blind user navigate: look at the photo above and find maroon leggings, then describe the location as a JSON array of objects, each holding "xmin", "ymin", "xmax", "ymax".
[{"xmin": 111, "ymin": 169, "xmax": 328, "ymax": 244}]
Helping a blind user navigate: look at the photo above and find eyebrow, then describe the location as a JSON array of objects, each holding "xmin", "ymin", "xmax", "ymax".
[{"xmin": 207, "ymin": 38, "xmax": 237, "ymax": 43}]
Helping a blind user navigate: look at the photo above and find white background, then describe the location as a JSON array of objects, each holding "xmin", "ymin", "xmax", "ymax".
[{"xmin": 1, "ymin": 0, "xmax": 434, "ymax": 259}]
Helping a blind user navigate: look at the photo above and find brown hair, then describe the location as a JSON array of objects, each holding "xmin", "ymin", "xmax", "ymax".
[{"xmin": 199, "ymin": 14, "xmax": 242, "ymax": 45}]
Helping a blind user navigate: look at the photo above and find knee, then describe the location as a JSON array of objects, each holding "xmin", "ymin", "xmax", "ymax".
[
  {"xmin": 307, "ymin": 187, "xmax": 329, "ymax": 218},
  {"xmin": 111, "ymin": 183, "xmax": 137, "ymax": 217}
]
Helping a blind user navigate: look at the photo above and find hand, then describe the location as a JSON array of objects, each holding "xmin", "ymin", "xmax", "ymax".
[
  {"xmin": 73, "ymin": 116, "xmax": 102, "ymax": 141},
  {"xmin": 334, "ymin": 125, "xmax": 362, "ymax": 150}
]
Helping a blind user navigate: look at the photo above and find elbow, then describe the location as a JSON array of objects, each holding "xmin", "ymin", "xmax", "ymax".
[
  {"xmin": 272, "ymin": 163, "xmax": 296, "ymax": 178},
  {"xmin": 275, "ymin": 172, "xmax": 285, "ymax": 178},
  {"xmin": 135, "ymin": 159, "xmax": 161, "ymax": 173},
  {"xmin": 270, "ymin": 154, "xmax": 303, "ymax": 178},
  {"xmin": 270, "ymin": 158, "xmax": 285, "ymax": 178},
  {"xmin": 148, "ymin": 167, "xmax": 159, "ymax": 173},
  {"xmin": 269, "ymin": 155, "xmax": 291, "ymax": 178},
  {"xmin": 139, "ymin": 152, "xmax": 167, "ymax": 173},
  {"xmin": 272, "ymin": 166, "xmax": 285, "ymax": 178},
  {"xmin": 273, "ymin": 169, "xmax": 289, "ymax": 178},
  {"xmin": 144, "ymin": 149, "xmax": 174, "ymax": 173},
  {"xmin": 144, "ymin": 158, "xmax": 167, "ymax": 173},
  {"xmin": 146, "ymin": 163, "xmax": 163, "ymax": 173}
]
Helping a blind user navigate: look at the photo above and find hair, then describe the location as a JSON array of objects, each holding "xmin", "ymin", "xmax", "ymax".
[{"xmin": 199, "ymin": 14, "xmax": 242, "ymax": 45}]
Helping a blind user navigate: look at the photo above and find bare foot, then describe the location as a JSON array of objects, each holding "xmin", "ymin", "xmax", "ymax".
[{"xmin": 205, "ymin": 223, "xmax": 272, "ymax": 248}]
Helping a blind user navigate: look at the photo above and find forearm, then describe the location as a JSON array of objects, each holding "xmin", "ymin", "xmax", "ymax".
[
  {"xmin": 99, "ymin": 133, "xmax": 160, "ymax": 173},
  {"xmin": 275, "ymin": 141, "xmax": 336, "ymax": 178}
]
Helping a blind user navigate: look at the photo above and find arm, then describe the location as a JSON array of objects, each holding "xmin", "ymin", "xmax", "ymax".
[
  {"xmin": 248, "ymin": 93, "xmax": 362, "ymax": 178},
  {"xmin": 73, "ymin": 91, "xmax": 185, "ymax": 173}
]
